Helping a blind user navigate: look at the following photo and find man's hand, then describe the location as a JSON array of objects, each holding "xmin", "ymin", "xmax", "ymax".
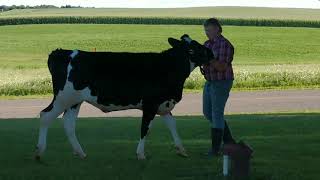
[
  {"xmin": 200, "ymin": 59, "xmax": 228, "ymax": 75},
  {"xmin": 213, "ymin": 61, "xmax": 228, "ymax": 72}
]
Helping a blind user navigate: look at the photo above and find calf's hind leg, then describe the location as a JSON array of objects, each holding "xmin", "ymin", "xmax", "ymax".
[
  {"xmin": 136, "ymin": 105, "xmax": 157, "ymax": 160},
  {"xmin": 63, "ymin": 103, "xmax": 87, "ymax": 159},
  {"xmin": 35, "ymin": 97, "xmax": 65, "ymax": 160}
]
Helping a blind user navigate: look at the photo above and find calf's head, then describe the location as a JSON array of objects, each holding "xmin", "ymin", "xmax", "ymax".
[{"xmin": 168, "ymin": 34, "xmax": 215, "ymax": 71}]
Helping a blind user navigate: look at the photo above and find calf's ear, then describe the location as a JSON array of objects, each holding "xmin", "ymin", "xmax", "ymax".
[
  {"xmin": 168, "ymin": 38, "xmax": 181, "ymax": 47},
  {"xmin": 180, "ymin": 34, "xmax": 192, "ymax": 43}
]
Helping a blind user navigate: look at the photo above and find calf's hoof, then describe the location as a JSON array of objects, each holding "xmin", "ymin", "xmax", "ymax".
[
  {"xmin": 73, "ymin": 151, "xmax": 87, "ymax": 159},
  {"xmin": 137, "ymin": 153, "xmax": 146, "ymax": 160},
  {"xmin": 175, "ymin": 146, "xmax": 188, "ymax": 158},
  {"xmin": 34, "ymin": 146, "xmax": 42, "ymax": 161},
  {"xmin": 34, "ymin": 155, "xmax": 41, "ymax": 161}
]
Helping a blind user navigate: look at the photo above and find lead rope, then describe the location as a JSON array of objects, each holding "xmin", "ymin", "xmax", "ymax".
[{"xmin": 200, "ymin": 66, "xmax": 205, "ymax": 75}]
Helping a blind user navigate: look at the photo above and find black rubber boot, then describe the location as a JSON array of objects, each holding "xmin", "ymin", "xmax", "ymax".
[
  {"xmin": 211, "ymin": 128, "xmax": 224, "ymax": 155},
  {"xmin": 223, "ymin": 120, "xmax": 236, "ymax": 144}
]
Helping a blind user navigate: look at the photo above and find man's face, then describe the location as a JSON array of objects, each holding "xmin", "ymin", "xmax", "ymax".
[{"xmin": 204, "ymin": 25, "xmax": 219, "ymax": 40}]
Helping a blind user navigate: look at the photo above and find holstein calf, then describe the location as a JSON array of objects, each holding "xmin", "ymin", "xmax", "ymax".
[{"xmin": 35, "ymin": 34, "xmax": 214, "ymax": 160}]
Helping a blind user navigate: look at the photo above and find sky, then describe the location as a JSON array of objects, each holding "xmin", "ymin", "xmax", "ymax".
[{"xmin": 1, "ymin": 0, "xmax": 320, "ymax": 9}]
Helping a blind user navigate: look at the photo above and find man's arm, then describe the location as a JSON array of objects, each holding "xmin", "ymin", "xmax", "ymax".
[{"xmin": 213, "ymin": 41, "xmax": 234, "ymax": 72}]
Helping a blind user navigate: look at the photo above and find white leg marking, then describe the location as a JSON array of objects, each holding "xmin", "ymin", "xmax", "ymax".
[
  {"xmin": 161, "ymin": 113, "xmax": 188, "ymax": 157},
  {"xmin": 36, "ymin": 101, "xmax": 65, "ymax": 157},
  {"xmin": 136, "ymin": 138, "xmax": 146, "ymax": 160},
  {"xmin": 63, "ymin": 104, "xmax": 86, "ymax": 159}
]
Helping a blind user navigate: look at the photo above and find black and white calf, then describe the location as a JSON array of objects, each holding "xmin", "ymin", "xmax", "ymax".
[{"xmin": 35, "ymin": 34, "xmax": 214, "ymax": 160}]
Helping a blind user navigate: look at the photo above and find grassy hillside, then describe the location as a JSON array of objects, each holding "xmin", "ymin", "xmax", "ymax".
[
  {"xmin": 0, "ymin": 24, "xmax": 319, "ymax": 68},
  {"xmin": 1, "ymin": 7, "xmax": 320, "ymax": 20},
  {"xmin": 0, "ymin": 24, "xmax": 319, "ymax": 96}
]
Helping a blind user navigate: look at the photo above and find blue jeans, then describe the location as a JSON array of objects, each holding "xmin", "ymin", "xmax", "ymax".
[{"xmin": 203, "ymin": 80, "xmax": 233, "ymax": 129}]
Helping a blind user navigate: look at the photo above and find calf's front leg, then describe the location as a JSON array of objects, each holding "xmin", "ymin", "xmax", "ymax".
[
  {"xmin": 161, "ymin": 113, "xmax": 188, "ymax": 157},
  {"xmin": 136, "ymin": 105, "xmax": 157, "ymax": 160}
]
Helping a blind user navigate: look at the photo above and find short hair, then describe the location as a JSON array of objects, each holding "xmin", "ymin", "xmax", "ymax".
[{"xmin": 203, "ymin": 18, "xmax": 222, "ymax": 33}]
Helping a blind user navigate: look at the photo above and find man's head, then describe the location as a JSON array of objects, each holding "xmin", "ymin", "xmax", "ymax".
[{"xmin": 204, "ymin": 18, "xmax": 222, "ymax": 40}]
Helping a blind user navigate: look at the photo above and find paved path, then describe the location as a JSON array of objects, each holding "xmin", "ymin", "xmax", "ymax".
[{"xmin": 0, "ymin": 90, "xmax": 319, "ymax": 119}]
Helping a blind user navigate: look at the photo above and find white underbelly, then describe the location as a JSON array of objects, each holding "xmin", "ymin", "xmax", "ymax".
[
  {"xmin": 81, "ymin": 87, "xmax": 142, "ymax": 112},
  {"xmin": 81, "ymin": 87, "xmax": 176, "ymax": 114},
  {"xmin": 157, "ymin": 99, "xmax": 177, "ymax": 115},
  {"xmin": 96, "ymin": 103, "xmax": 142, "ymax": 113},
  {"xmin": 91, "ymin": 100, "xmax": 176, "ymax": 114},
  {"xmin": 86, "ymin": 99, "xmax": 143, "ymax": 113}
]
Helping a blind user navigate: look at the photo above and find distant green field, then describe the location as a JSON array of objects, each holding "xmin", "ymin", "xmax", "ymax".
[
  {"xmin": 0, "ymin": 24, "xmax": 319, "ymax": 96},
  {"xmin": 0, "ymin": 113, "xmax": 320, "ymax": 180},
  {"xmin": 1, "ymin": 24, "xmax": 319, "ymax": 68},
  {"xmin": 1, "ymin": 7, "xmax": 320, "ymax": 20}
]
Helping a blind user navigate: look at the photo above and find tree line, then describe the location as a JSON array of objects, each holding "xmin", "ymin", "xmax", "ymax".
[{"xmin": 0, "ymin": 5, "xmax": 84, "ymax": 12}]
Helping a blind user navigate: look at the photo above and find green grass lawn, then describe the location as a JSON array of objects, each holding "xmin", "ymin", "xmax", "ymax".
[
  {"xmin": 0, "ymin": 113, "xmax": 319, "ymax": 180},
  {"xmin": 1, "ymin": 7, "xmax": 320, "ymax": 20},
  {"xmin": 0, "ymin": 24, "xmax": 319, "ymax": 96}
]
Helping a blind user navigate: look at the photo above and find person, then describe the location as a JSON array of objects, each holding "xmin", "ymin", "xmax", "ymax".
[{"xmin": 201, "ymin": 18, "xmax": 236, "ymax": 157}]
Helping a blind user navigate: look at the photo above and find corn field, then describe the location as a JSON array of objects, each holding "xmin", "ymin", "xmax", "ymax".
[{"xmin": 0, "ymin": 16, "xmax": 319, "ymax": 28}]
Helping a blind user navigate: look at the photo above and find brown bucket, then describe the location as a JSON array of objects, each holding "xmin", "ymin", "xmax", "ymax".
[{"xmin": 222, "ymin": 141, "xmax": 253, "ymax": 180}]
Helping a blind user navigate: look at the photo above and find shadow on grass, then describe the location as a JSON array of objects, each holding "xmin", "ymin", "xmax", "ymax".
[{"xmin": 0, "ymin": 112, "xmax": 319, "ymax": 180}]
